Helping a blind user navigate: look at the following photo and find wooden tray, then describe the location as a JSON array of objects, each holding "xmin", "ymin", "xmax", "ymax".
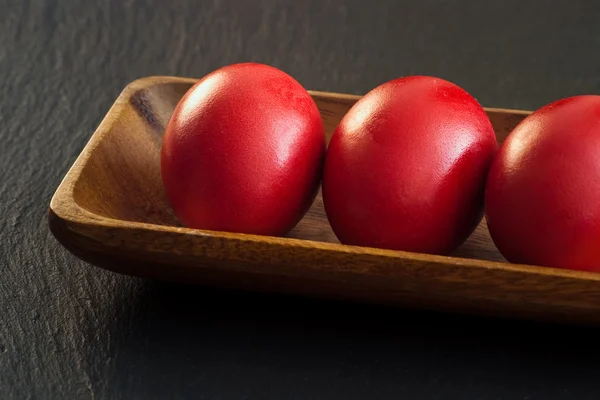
[{"xmin": 49, "ymin": 76, "xmax": 600, "ymax": 324}]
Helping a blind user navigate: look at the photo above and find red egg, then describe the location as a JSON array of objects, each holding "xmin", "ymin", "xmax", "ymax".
[
  {"xmin": 322, "ymin": 76, "xmax": 498, "ymax": 255},
  {"xmin": 485, "ymin": 95, "xmax": 600, "ymax": 271},
  {"xmin": 161, "ymin": 63, "xmax": 325, "ymax": 236}
]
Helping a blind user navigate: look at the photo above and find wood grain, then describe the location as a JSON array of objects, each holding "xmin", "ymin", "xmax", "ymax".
[{"xmin": 49, "ymin": 76, "xmax": 600, "ymax": 324}]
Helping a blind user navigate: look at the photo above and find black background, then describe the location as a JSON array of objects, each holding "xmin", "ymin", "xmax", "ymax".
[{"xmin": 2, "ymin": 1, "xmax": 600, "ymax": 399}]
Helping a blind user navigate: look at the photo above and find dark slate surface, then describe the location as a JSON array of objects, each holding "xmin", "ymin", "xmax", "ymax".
[{"xmin": 2, "ymin": 0, "xmax": 600, "ymax": 399}]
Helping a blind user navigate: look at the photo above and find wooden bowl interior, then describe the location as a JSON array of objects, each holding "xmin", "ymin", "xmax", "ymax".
[{"xmin": 72, "ymin": 81, "xmax": 529, "ymax": 263}]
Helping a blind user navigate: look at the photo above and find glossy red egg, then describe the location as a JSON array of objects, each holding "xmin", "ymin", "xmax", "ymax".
[
  {"xmin": 161, "ymin": 63, "xmax": 325, "ymax": 236},
  {"xmin": 322, "ymin": 76, "xmax": 498, "ymax": 255},
  {"xmin": 485, "ymin": 95, "xmax": 600, "ymax": 271}
]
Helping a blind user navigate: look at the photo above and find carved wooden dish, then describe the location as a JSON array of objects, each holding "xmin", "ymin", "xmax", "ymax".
[{"xmin": 49, "ymin": 76, "xmax": 600, "ymax": 324}]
